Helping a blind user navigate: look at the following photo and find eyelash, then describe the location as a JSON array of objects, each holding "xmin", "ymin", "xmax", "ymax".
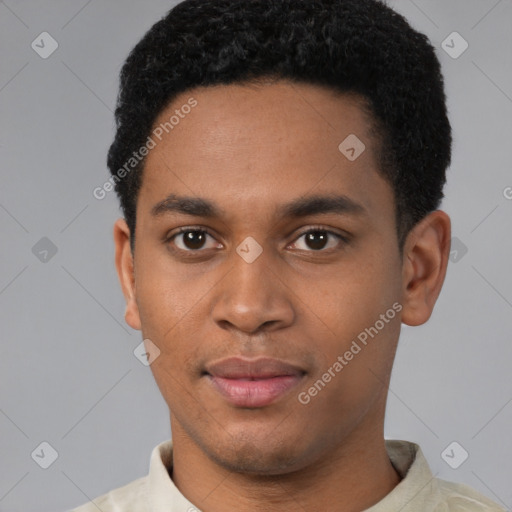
[{"xmin": 164, "ymin": 225, "xmax": 349, "ymax": 256}]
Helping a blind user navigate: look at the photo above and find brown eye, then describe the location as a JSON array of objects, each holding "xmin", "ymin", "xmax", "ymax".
[
  {"xmin": 170, "ymin": 229, "xmax": 220, "ymax": 252},
  {"xmin": 304, "ymin": 231, "xmax": 329, "ymax": 250},
  {"xmin": 290, "ymin": 229, "xmax": 346, "ymax": 252},
  {"xmin": 181, "ymin": 230, "xmax": 207, "ymax": 250}
]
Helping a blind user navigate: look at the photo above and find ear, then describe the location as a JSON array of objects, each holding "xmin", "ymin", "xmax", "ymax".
[
  {"xmin": 400, "ymin": 210, "xmax": 451, "ymax": 326},
  {"xmin": 113, "ymin": 218, "xmax": 141, "ymax": 331}
]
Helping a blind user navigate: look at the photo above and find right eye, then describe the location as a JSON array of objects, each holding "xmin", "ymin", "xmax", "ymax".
[{"xmin": 166, "ymin": 228, "xmax": 223, "ymax": 253}]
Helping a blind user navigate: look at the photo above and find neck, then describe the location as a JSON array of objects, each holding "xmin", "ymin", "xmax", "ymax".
[{"xmin": 170, "ymin": 414, "xmax": 401, "ymax": 512}]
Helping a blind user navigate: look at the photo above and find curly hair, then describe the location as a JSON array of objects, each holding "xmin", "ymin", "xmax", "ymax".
[{"xmin": 107, "ymin": 0, "xmax": 451, "ymax": 251}]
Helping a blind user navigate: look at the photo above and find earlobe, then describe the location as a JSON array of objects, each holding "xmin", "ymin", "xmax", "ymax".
[
  {"xmin": 113, "ymin": 218, "xmax": 142, "ymax": 331},
  {"xmin": 400, "ymin": 210, "xmax": 451, "ymax": 326},
  {"xmin": 124, "ymin": 300, "xmax": 141, "ymax": 331}
]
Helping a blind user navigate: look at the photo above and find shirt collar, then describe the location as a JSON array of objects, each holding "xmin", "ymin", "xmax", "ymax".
[
  {"xmin": 148, "ymin": 440, "xmax": 197, "ymax": 512},
  {"xmin": 365, "ymin": 440, "xmax": 441, "ymax": 511}
]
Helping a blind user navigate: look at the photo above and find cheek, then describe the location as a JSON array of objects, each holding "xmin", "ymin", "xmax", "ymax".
[
  {"xmin": 302, "ymin": 255, "xmax": 400, "ymax": 338},
  {"xmin": 143, "ymin": 308, "xmax": 206, "ymax": 412},
  {"xmin": 134, "ymin": 263, "xmax": 211, "ymax": 396},
  {"xmin": 298, "ymin": 250, "xmax": 402, "ymax": 399},
  {"xmin": 134, "ymin": 246, "xmax": 209, "ymax": 336}
]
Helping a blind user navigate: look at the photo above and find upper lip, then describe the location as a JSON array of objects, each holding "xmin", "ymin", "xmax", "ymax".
[{"xmin": 205, "ymin": 357, "xmax": 306, "ymax": 379}]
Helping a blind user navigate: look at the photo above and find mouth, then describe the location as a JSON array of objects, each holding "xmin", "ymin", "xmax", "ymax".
[{"xmin": 204, "ymin": 357, "xmax": 306, "ymax": 408}]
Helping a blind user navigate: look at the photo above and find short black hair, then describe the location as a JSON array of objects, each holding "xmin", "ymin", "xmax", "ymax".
[{"xmin": 108, "ymin": 0, "xmax": 451, "ymax": 251}]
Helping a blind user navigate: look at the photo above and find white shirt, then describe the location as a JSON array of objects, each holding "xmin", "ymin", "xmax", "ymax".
[{"xmin": 71, "ymin": 439, "xmax": 505, "ymax": 511}]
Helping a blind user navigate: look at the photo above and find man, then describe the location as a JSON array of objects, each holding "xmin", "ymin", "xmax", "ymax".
[{"xmin": 73, "ymin": 0, "xmax": 504, "ymax": 510}]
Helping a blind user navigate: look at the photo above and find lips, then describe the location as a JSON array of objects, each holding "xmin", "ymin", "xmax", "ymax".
[{"xmin": 204, "ymin": 357, "xmax": 306, "ymax": 408}]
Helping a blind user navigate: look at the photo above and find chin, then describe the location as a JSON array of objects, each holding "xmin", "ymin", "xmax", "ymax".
[
  {"xmin": 201, "ymin": 428, "xmax": 309, "ymax": 476},
  {"xmin": 212, "ymin": 445, "xmax": 302, "ymax": 475}
]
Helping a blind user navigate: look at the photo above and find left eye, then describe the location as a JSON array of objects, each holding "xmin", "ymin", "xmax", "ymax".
[{"xmin": 290, "ymin": 230, "xmax": 344, "ymax": 251}]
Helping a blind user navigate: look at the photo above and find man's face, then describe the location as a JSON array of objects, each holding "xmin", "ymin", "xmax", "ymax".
[{"xmin": 127, "ymin": 81, "xmax": 405, "ymax": 474}]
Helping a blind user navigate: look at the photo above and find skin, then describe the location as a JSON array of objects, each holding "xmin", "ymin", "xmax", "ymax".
[{"xmin": 114, "ymin": 80, "xmax": 451, "ymax": 512}]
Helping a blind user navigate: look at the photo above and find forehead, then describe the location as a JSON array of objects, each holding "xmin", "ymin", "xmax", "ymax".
[
  {"xmin": 137, "ymin": 80, "xmax": 393, "ymax": 223},
  {"xmin": 157, "ymin": 80, "xmax": 375, "ymax": 155}
]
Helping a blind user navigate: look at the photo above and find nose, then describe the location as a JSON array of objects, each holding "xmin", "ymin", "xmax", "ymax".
[{"xmin": 210, "ymin": 245, "xmax": 295, "ymax": 335}]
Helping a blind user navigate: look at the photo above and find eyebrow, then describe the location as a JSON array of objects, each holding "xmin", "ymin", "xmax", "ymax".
[
  {"xmin": 150, "ymin": 193, "xmax": 366, "ymax": 219},
  {"xmin": 278, "ymin": 194, "xmax": 366, "ymax": 218}
]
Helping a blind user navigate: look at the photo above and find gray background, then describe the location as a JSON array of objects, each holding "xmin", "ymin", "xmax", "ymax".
[{"xmin": 1, "ymin": 1, "xmax": 511, "ymax": 511}]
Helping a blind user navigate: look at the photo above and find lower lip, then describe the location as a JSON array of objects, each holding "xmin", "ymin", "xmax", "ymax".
[{"xmin": 208, "ymin": 375, "xmax": 303, "ymax": 408}]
